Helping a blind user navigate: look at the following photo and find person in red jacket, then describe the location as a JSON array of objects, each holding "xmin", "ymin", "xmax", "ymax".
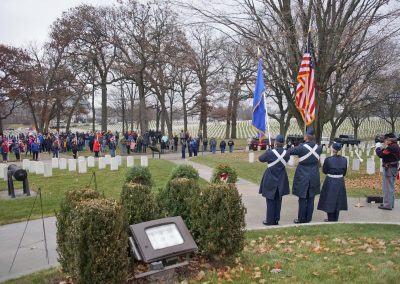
[
  {"xmin": 93, "ymin": 139, "xmax": 100, "ymax": 157},
  {"xmin": 1, "ymin": 140, "xmax": 9, "ymax": 162}
]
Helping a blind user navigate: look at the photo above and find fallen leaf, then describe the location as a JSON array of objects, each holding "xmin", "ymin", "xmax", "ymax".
[
  {"xmin": 270, "ymin": 268, "xmax": 282, "ymax": 274},
  {"xmin": 366, "ymin": 247, "xmax": 373, "ymax": 253},
  {"xmin": 312, "ymin": 272, "xmax": 320, "ymax": 276},
  {"xmin": 196, "ymin": 270, "xmax": 205, "ymax": 281}
]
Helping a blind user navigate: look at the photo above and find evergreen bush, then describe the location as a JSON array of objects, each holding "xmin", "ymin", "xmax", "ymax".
[
  {"xmin": 120, "ymin": 182, "xmax": 159, "ymax": 225},
  {"xmin": 169, "ymin": 164, "xmax": 200, "ymax": 180},
  {"xmin": 190, "ymin": 183, "xmax": 246, "ymax": 258},
  {"xmin": 56, "ymin": 188, "xmax": 100, "ymax": 274},
  {"xmin": 70, "ymin": 198, "xmax": 128, "ymax": 284},
  {"xmin": 158, "ymin": 177, "xmax": 199, "ymax": 228},
  {"xmin": 125, "ymin": 166, "xmax": 153, "ymax": 186}
]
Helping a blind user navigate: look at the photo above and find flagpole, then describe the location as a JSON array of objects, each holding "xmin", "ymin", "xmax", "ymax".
[{"xmin": 263, "ymin": 92, "xmax": 272, "ymax": 147}]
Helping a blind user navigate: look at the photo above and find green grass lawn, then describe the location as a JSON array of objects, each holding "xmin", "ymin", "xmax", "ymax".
[
  {"xmin": 0, "ymin": 159, "xmax": 197, "ymax": 225},
  {"xmin": 6, "ymin": 224, "xmax": 400, "ymax": 284},
  {"xmin": 192, "ymin": 151, "xmax": 391, "ymax": 197}
]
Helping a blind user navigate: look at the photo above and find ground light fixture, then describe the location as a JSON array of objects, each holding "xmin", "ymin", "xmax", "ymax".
[{"xmin": 129, "ymin": 216, "xmax": 198, "ymax": 279}]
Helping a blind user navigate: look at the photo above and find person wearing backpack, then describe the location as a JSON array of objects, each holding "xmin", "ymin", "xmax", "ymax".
[{"xmin": 375, "ymin": 133, "xmax": 400, "ymax": 210}]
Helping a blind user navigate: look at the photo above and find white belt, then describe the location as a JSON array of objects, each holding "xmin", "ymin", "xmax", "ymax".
[
  {"xmin": 327, "ymin": 174, "xmax": 343, "ymax": 178},
  {"xmin": 268, "ymin": 149, "xmax": 287, "ymax": 168}
]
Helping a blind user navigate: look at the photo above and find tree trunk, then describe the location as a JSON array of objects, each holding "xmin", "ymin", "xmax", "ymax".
[
  {"xmin": 0, "ymin": 119, "xmax": 3, "ymax": 134},
  {"xmin": 231, "ymin": 92, "xmax": 240, "ymax": 139},
  {"xmin": 225, "ymin": 93, "xmax": 233, "ymax": 139},
  {"xmin": 182, "ymin": 98, "xmax": 188, "ymax": 133},
  {"xmin": 101, "ymin": 80, "xmax": 108, "ymax": 132},
  {"xmin": 92, "ymin": 84, "xmax": 96, "ymax": 133},
  {"xmin": 199, "ymin": 88, "xmax": 208, "ymax": 138},
  {"xmin": 138, "ymin": 76, "xmax": 148, "ymax": 134}
]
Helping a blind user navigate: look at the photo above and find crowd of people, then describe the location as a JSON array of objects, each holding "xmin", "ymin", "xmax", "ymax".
[{"xmin": 258, "ymin": 129, "xmax": 400, "ymax": 226}]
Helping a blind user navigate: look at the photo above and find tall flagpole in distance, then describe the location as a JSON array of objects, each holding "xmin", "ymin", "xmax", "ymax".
[{"xmin": 258, "ymin": 48, "xmax": 272, "ymax": 147}]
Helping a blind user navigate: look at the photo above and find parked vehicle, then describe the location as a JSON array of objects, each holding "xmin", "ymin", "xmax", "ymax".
[
  {"xmin": 333, "ymin": 134, "xmax": 361, "ymax": 146},
  {"xmin": 286, "ymin": 135, "xmax": 303, "ymax": 147},
  {"xmin": 248, "ymin": 137, "xmax": 275, "ymax": 151}
]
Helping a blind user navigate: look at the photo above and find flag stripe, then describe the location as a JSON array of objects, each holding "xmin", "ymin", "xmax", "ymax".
[{"xmin": 295, "ymin": 33, "xmax": 315, "ymax": 126}]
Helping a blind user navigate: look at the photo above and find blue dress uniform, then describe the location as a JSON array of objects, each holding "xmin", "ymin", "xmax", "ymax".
[
  {"xmin": 376, "ymin": 133, "xmax": 400, "ymax": 210},
  {"xmin": 258, "ymin": 135, "xmax": 289, "ymax": 225},
  {"xmin": 287, "ymin": 130, "xmax": 322, "ymax": 223},
  {"xmin": 317, "ymin": 145, "xmax": 348, "ymax": 221}
]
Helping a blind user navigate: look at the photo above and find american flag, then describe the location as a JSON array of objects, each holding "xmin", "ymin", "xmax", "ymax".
[{"xmin": 295, "ymin": 31, "xmax": 315, "ymax": 125}]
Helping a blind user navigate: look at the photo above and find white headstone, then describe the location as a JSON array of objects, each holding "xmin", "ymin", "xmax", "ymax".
[
  {"xmin": 36, "ymin": 161, "xmax": 44, "ymax": 175},
  {"xmin": 87, "ymin": 156, "xmax": 95, "ymax": 167},
  {"xmin": 29, "ymin": 161, "xmax": 36, "ymax": 173},
  {"xmin": 22, "ymin": 159, "xmax": 30, "ymax": 170},
  {"xmin": 110, "ymin": 157, "xmax": 118, "ymax": 171},
  {"xmin": 52, "ymin": 157, "xmax": 59, "ymax": 168},
  {"xmin": 78, "ymin": 160, "xmax": 87, "ymax": 173},
  {"xmin": 126, "ymin": 156, "xmax": 134, "ymax": 168},
  {"xmin": 349, "ymin": 150, "xmax": 353, "ymax": 158},
  {"xmin": 68, "ymin": 159, "xmax": 76, "ymax": 172},
  {"xmin": 379, "ymin": 159, "xmax": 383, "ymax": 173},
  {"xmin": 249, "ymin": 152, "xmax": 255, "ymax": 163},
  {"xmin": 352, "ymin": 158, "xmax": 360, "ymax": 171},
  {"xmin": 366, "ymin": 158, "xmax": 375, "ymax": 175},
  {"xmin": 245, "ymin": 146, "xmax": 249, "ymax": 152},
  {"xmin": 105, "ymin": 155, "xmax": 111, "ymax": 165},
  {"xmin": 116, "ymin": 155, "xmax": 122, "ymax": 166},
  {"xmin": 59, "ymin": 158, "xmax": 67, "ymax": 170},
  {"xmin": 98, "ymin": 157, "xmax": 106, "ymax": 169},
  {"xmin": 288, "ymin": 156, "xmax": 294, "ymax": 166},
  {"xmin": 344, "ymin": 156, "xmax": 349, "ymax": 167},
  {"xmin": 257, "ymin": 145, "xmax": 261, "ymax": 151},
  {"xmin": 320, "ymin": 154, "xmax": 326, "ymax": 165},
  {"xmin": 78, "ymin": 156, "xmax": 85, "ymax": 163},
  {"xmin": 44, "ymin": 163, "xmax": 53, "ymax": 177},
  {"xmin": 140, "ymin": 156, "xmax": 148, "ymax": 167},
  {"xmin": 0, "ymin": 164, "xmax": 7, "ymax": 180}
]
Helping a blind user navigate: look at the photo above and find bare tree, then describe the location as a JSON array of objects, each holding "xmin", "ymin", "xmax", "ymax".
[{"xmin": 0, "ymin": 44, "xmax": 31, "ymax": 133}]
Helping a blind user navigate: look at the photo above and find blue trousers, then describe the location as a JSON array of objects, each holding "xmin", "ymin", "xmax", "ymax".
[
  {"xmin": 382, "ymin": 167, "xmax": 396, "ymax": 209},
  {"xmin": 266, "ymin": 190, "xmax": 282, "ymax": 225},
  {"xmin": 298, "ymin": 191, "xmax": 315, "ymax": 223}
]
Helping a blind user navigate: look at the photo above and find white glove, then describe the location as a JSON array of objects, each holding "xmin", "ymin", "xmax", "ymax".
[{"xmin": 375, "ymin": 142, "xmax": 382, "ymax": 149}]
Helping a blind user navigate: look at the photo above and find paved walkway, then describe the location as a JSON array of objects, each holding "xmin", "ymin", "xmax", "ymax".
[{"xmin": 1, "ymin": 152, "xmax": 399, "ymax": 282}]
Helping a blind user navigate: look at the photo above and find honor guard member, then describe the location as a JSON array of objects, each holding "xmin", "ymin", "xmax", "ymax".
[
  {"xmin": 317, "ymin": 143, "xmax": 348, "ymax": 222},
  {"xmin": 258, "ymin": 135, "xmax": 290, "ymax": 226},
  {"xmin": 287, "ymin": 128, "xmax": 322, "ymax": 223},
  {"xmin": 375, "ymin": 133, "xmax": 400, "ymax": 210}
]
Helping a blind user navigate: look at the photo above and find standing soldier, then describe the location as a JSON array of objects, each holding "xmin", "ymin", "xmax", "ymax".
[
  {"xmin": 375, "ymin": 133, "xmax": 400, "ymax": 210},
  {"xmin": 287, "ymin": 128, "xmax": 322, "ymax": 223},
  {"xmin": 259, "ymin": 135, "xmax": 290, "ymax": 226},
  {"xmin": 317, "ymin": 143, "xmax": 348, "ymax": 222}
]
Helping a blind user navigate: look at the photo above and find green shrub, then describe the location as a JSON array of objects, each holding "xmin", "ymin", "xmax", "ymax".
[
  {"xmin": 120, "ymin": 182, "xmax": 159, "ymax": 225},
  {"xmin": 190, "ymin": 183, "xmax": 246, "ymax": 258},
  {"xmin": 56, "ymin": 188, "xmax": 100, "ymax": 274},
  {"xmin": 211, "ymin": 164, "xmax": 238, "ymax": 184},
  {"xmin": 125, "ymin": 166, "xmax": 153, "ymax": 186},
  {"xmin": 169, "ymin": 165, "xmax": 200, "ymax": 180},
  {"xmin": 158, "ymin": 178, "xmax": 199, "ymax": 228},
  {"xmin": 70, "ymin": 198, "xmax": 128, "ymax": 284}
]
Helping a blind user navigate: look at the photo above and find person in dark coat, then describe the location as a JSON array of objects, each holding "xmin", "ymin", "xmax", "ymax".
[
  {"xmin": 375, "ymin": 133, "xmax": 400, "ymax": 210},
  {"xmin": 317, "ymin": 143, "xmax": 348, "ymax": 222},
  {"xmin": 286, "ymin": 128, "xmax": 322, "ymax": 224},
  {"xmin": 259, "ymin": 135, "xmax": 290, "ymax": 226},
  {"xmin": 220, "ymin": 140, "xmax": 226, "ymax": 154}
]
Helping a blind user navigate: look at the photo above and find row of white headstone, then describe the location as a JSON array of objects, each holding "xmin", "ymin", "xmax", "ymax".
[
  {"xmin": 1, "ymin": 155, "xmax": 151, "ymax": 179},
  {"xmin": 248, "ymin": 151, "xmax": 380, "ymax": 175}
]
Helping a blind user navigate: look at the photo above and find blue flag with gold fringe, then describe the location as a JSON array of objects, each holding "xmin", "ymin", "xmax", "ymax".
[{"xmin": 252, "ymin": 58, "xmax": 266, "ymax": 139}]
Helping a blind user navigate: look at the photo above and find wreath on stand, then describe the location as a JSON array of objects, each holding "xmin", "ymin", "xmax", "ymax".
[{"xmin": 211, "ymin": 164, "xmax": 238, "ymax": 184}]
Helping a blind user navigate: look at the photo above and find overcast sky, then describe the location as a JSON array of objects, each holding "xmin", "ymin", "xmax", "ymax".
[{"xmin": 0, "ymin": 0, "xmax": 118, "ymax": 47}]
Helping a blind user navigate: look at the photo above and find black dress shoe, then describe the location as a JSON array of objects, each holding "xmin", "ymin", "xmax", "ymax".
[
  {"xmin": 263, "ymin": 220, "xmax": 276, "ymax": 226},
  {"xmin": 378, "ymin": 205, "xmax": 392, "ymax": 210},
  {"xmin": 293, "ymin": 219, "xmax": 302, "ymax": 224}
]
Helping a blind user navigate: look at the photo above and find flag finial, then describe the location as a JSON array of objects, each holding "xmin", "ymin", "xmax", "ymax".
[{"xmin": 257, "ymin": 47, "xmax": 262, "ymax": 58}]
